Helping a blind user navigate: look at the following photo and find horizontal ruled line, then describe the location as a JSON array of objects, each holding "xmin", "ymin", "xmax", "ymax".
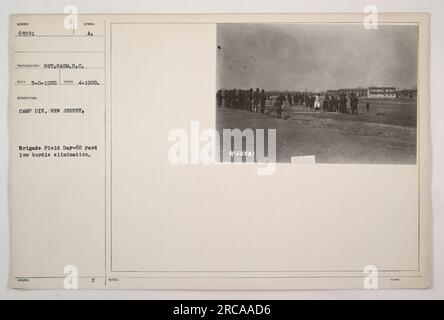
[
  {"xmin": 14, "ymin": 83, "xmax": 104, "ymax": 86},
  {"xmin": 15, "ymin": 67, "xmax": 105, "ymax": 70},
  {"xmin": 14, "ymin": 51, "xmax": 104, "ymax": 54},
  {"xmin": 15, "ymin": 35, "xmax": 104, "ymax": 38}
]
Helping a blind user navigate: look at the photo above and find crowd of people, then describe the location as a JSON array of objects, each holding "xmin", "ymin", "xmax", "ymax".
[
  {"xmin": 307, "ymin": 93, "xmax": 360, "ymax": 114},
  {"xmin": 216, "ymin": 89, "xmax": 362, "ymax": 118},
  {"xmin": 217, "ymin": 88, "xmax": 268, "ymax": 113}
]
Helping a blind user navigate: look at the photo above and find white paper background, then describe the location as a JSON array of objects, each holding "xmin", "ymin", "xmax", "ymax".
[{"xmin": 1, "ymin": 0, "xmax": 443, "ymax": 299}]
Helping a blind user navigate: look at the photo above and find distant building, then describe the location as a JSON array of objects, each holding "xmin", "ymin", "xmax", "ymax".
[
  {"xmin": 397, "ymin": 88, "xmax": 417, "ymax": 98},
  {"xmin": 326, "ymin": 90, "xmax": 339, "ymax": 96},
  {"xmin": 367, "ymin": 87, "xmax": 396, "ymax": 99},
  {"xmin": 326, "ymin": 86, "xmax": 401, "ymax": 98},
  {"xmin": 338, "ymin": 88, "xmax": 368, "ymax": 97}
]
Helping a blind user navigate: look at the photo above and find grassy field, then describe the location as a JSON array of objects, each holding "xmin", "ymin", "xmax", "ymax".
[{"xmin": 216, "ymin": 98, "xmax": 417, "ymax": 164}]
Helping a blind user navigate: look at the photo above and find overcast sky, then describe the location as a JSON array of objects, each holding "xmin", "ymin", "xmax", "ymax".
[{"xmin": 217, "ymin": 24, "xmax": 418, "ymax": 91}]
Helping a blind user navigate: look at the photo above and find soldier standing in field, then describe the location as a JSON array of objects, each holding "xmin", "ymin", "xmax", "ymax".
[
  {"xmin": 244, "ymin": 90, "xmax": 249, "ymax": 110},
  {"xmin": 277, "ymin": 95, "xmax": 285, "ymax": 118},
  {"xmin": 216, "ymin": 90, "xmax": 223, "ymax": 108},
  {"xmin": 229, "ymin": 89, "xmax": 234, "ymax": 108},
  {"xmin": 314, "ymin": 94, "xmax": 321, "ymax": 111},
  {"xmin": 331, "ymin": 95, "xmax": 337, "ymax": 112},
  {"xmin": 338, "ymin": 94, "xmax": 345, "ymax": 113},
  {"xmin": 355, "ymin": 94, "xmax": 360, "ymax": 114},
  {"xmin": 351, "ymin": 93, "xmax": 359, "ymax": 114},
  {"xmin": 234, "ymin": 89, "xmax": 240, "ymax": 109},
  {"xmin": 342, "ymin": 94, "xmax": 348, "ymax": 113},
  {"xmin": 266, "ymin": 95, "xmax": 284, "ymax": 118},
  {"xmin": 248, "ymin": 88, "xmax": 254, "ymax": 111},
  {"xmin": 253, "ymin": 88, "xmax": 260, "ymax": 112},
  {"xmin": 260, "ymin": 89, "xmax": 266, "ymax": 113},
  {"xmin": 323, "ymin": 94, "xmax": 330, "ymax": 112},
  {"xmin": 238, "ymin": 90, "xmax": 244, "ymax": 109}
]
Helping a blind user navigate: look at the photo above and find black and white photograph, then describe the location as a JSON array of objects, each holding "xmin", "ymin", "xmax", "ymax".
[
  {"xmin": 2, "ymin": 1, "xmax": 440, "ymax": 300},
  {"xmin": 216, "ymin": 23, "xmax": 419, "ymax": 164}
]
